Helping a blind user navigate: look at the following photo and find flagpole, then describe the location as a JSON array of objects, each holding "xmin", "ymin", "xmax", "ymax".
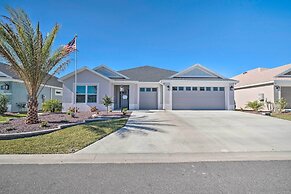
[{"xmin": 74, "ymin": 35, "xmax": 78, "ymax": 113}]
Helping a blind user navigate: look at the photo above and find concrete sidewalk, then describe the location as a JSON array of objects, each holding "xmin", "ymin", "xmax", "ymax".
[{"xmin": 0, "ymin": 152, "xmax": 291, "ymax": 164}]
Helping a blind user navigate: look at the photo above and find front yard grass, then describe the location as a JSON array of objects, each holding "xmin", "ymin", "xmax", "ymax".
[
  {"xmin": 0, "ymin": 114, "xmax": 27, "ymax": 123},
  {"xmin": 0, "ymin": 118, "xmax": 128, "ymax": 154},
  {"xmin": 271, "ymin": 113, "xmax": 291, "ymax": 121}
]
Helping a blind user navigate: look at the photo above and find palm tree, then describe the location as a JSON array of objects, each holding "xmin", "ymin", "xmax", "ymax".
[{"xmin": 0, "ymin": 7, "xmax": 73, "ymax": 124}]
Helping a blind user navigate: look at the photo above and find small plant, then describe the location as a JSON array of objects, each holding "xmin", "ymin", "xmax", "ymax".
[
  {"xmin": 68, "ymin": 107, "xmax": 79, "ymax": 113},
  {"xmin": 102, "ymin": 95, "xmax": 113, "ymax": 114},
  {"xmin": 122, "ymin": 108, "xmax": 128, "ymax": 116},
  {"xmin": 40, "ymin": 121, "xmax": 49, "ymax": 128},
  {"xmin": 275, "ymin": 98, "xmax": 288, "ymax": 113},
  {"xmin": 245, "ymin": 100, "xmax": 264, "ymax": 112},
  {"xmin": 42, "ymin": 99, "xmax": 62, "ymax": 113},
  {"xmin": 0, "ymin": 94, "xmax": 8, "ymax": 114},
  {"xmin": 90, "ymin": 106, "xmax": 99, "ymax": 113}
]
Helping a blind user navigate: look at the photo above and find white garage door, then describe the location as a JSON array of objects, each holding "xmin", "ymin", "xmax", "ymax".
[
  {"xmin": 172, "ymin": 86, "xmax": 225, "ymax": 110},
  {"xmin": 139, "ymin": 87, "xmax": 158, "ymax": 110}
]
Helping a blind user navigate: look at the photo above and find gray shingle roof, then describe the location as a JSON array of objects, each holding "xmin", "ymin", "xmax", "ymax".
[
  {"xmin": 0, "ymin": 63, "xmax": 62, "ymax": 88},
  {"xmin": 163, "ymin": 77, "xmax": 237, "ymax": 81},
  {"xmin": 118, "ymin": 66, "xmax": 177, "ymax": 82}
]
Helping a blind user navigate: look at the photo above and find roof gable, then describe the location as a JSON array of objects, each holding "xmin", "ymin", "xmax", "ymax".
[
  {"xmin": 276, "ymin": 68, "xmax": 291, "ymax": 77},
  {"xmin": 0, "ymin": 71, "xmax": 10, "ymax": 78},
  {"xmin": 171, "ymin": 64, "xmax": 225, "ymax": 79},
  {"xmin": 60, "ymin": 67, "xmax": 112, "ymax": 81},
  {"xmin": 93, "ymin": 65, "xmax": 128, "ymax": 79}
]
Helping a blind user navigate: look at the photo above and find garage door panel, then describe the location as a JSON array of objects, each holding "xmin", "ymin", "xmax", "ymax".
[
  {"xmin": 139, "ymin": 89, "xmax": 158, "ymax": 110},
  {"xmin": 172, "ymin": 91, "xmax": 225, "ymax": 110}
]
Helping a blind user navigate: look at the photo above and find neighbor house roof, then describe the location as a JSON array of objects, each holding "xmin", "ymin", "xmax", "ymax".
[
  {"xmin": 0, "ymin": 63, "xmax": 63, "ymax": 88},
  {"xmin": 118, "ymin": 66, "xmax": 177, "ymax": 82},
  {"xmin": 232, "ymin": 64, "xmax": 291, "ymax": 88}
]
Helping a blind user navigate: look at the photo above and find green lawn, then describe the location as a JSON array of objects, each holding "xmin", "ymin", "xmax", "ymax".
[
  {"xmin": 272, "ymin": 113, "xmax": 291, "ymax": 121},
  {"xmin": 0, "ymin": 118, "xmax": 128, "ymax": 154},
  {"xmin": 0, "ymin": 114, "xmax": 27, "ymax": 123}
]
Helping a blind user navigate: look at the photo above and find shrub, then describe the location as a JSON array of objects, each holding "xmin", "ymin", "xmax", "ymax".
[
  {"xmin": 90, "ymin": 106, "xmax": 99, "ymax": 113},
  {"xmin": 42, "ymin": 99, "xmax": 62, "ymax": 113},
  {"xmin": 245, "ymin": 100, "xmax": 264, "ymax": 112},
  {"xmin": 102, "ymin": 95, "xmax": 113, "ymax": 114},
  {"xmin": 275, "ymin": 98, "xmax": 288, "ymax": 113},
  {"xmin": 122, "ymin": 108, "xmax": 128, "ymax": 115},
  {"xmin": 40, "ymin": 121, "xmax": 49, "ymax": 128},
  {"xmin": 0, "ymin": 94, "xmax": 8, "ymax": 114}
]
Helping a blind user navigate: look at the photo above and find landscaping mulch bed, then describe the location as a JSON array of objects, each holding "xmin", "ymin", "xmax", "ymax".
[{"xmin": 0, "ymin": 111, "xmax": 131, "ymax": 134}]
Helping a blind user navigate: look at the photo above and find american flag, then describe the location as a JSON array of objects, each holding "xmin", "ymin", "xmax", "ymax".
[{"xmin": 64, "ymin": 36, "xmax": 76, "ymax": 52}]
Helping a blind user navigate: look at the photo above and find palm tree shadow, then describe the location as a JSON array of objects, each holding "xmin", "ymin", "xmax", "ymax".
[{"xmin": 115, "ymin": 119, "xmax": 175, "ymax": 138}]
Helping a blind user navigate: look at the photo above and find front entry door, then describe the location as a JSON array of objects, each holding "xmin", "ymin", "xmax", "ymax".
[{"xmin": 119, "ymin": 86, "xmax": 129, "ymax": 109}]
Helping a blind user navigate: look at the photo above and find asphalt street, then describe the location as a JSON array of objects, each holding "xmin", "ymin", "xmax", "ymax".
[{"xmin": 0, "ymin": 161, "xmax": 291, "ymax": 194}]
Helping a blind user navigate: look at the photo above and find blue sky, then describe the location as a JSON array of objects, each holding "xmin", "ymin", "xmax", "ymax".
[{"xmin": 1, "ymin": 0, "xmax": 291, "ymax": 78}]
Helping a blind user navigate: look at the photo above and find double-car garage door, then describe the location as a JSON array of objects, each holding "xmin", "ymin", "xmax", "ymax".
[{"xmin": 172, "ymin": 86, "xmax": 225, "ymax": 110}]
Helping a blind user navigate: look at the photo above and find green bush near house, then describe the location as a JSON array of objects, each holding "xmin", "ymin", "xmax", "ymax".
[
  {"xmin": 0, "ymin": 94, "xmax": 8, "ymax": 114},
  {"xmin": 275, "ymin": 98, "xmax": 288, "ymax": 113},
  {"xmin": 42, "ymin": 99, "xmax": 62, "ymax": 113},
  {"xmin": 245, "ymin": 100, "xmax": 264, "ymax": 112}
]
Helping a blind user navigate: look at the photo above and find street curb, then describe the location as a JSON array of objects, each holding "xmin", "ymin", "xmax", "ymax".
[
  {"xmin": 0, "ymin": 116, "xmax": 123, "ymax": 140},
  {"xmin": 0, "ymin": 152, "xmax": 291, "ymax": 164}
]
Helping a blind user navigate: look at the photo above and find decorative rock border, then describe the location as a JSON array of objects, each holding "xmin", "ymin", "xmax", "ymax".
[{"xmin": 0, "ymin": 116, "xmax": 123, "ymax": 140}]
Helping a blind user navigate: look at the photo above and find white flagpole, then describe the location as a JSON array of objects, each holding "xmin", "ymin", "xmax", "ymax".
[{"xmin": 74, "ymin": 35, "xmax": 78, "ymax": 113}]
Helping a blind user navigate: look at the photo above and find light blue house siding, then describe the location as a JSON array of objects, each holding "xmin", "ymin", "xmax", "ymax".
[{"xmin": 0, "ymin": 81, "xmax": 62, "ymax": 112}]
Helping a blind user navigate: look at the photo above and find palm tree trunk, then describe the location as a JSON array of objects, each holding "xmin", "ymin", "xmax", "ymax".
[{"xmin": 26, "ymin": 97, "xmax": 39, "ymax": 124}]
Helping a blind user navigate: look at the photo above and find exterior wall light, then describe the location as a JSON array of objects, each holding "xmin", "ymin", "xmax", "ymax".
[{"xmin": 0, "ymin": 83, "xmax": 9, "ymax": 90}]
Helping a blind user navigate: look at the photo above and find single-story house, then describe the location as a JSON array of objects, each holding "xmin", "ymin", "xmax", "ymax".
[
  {"xmin": 232, "ymin": 64, "xmax": 291, "ymax": 110},
  {"xmin": 61, "ymin": 64, "xmax": 237, "ymax": 111},
  {"xmin": 0, "ymin": 63, "xmax": 63, "ymax": 112}
]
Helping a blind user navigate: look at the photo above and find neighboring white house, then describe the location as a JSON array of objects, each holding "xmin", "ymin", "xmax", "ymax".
[
  {"xmin": 61, "ymin": 64, "xmax": 237, "ymax": 111},
  {"xmin": 232, "ymin": 64, "xmax": 291, "ymax": 110}
]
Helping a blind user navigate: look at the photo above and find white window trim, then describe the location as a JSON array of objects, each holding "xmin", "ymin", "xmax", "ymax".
[{"xmin": 74, "ymin": 83, "xmax": 99, "ymax": 104}]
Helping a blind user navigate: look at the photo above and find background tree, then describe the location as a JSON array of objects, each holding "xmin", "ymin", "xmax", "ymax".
[
  {"xmin": 102, "ymin": 95, "xmax": 113, "ymax": 114},
  {"xmin": 0, "ymin": 7, "xmax": 72, "ymax": 124}
]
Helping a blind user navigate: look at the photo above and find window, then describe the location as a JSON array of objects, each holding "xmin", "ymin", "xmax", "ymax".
[
  {"xmin": 219, "ymin": 87, "xmax": 225, "ymax": 91},
  {"xmin": 200, "ymin": 87, "xmax": 205, "ymax": 91},
  {"xmin": 146, "ymin": 88, "xmax": 151, "ymax": 92},
  {"xmin": 55, "ymin": 89, "xmax": 62, "ymax": 96},
  {"xmin": 192, "ymin": 87, "xmax": 197, "ymax": 91},
  {"xmin": 87, "ymin": 86, "xmax": 97, "ymax": 103},
  {"xmin": 140, "ymin": 88, "xmax": 145, "ymax": 92},
  {"xmin": 206, "ymin": 87, "xmax": 211, "ymax": 91},
  {"xmin": 172, "ymin": 86, "xmax": 177, "ymax": 91},
  {"xmin": 178, "ymin": 87, "xmax": 184, "ymax": 91},
  {"xmin": 76, "ymin": 85, "xmax": 98, "ymax": 103},
  {"xmin": 186, "ymin": 87, "xmax": 191, "ymax": 91},
  {"xmin": 76, "ymin": 86, "xmax": 86, "ymax": 103},
  {"xmin": 213, "ymin": 87, "xmax": 218, "ymax": 91},
  {"xmin": 152, "ymin": 88, "xmax": 157, "ymax": 92}
]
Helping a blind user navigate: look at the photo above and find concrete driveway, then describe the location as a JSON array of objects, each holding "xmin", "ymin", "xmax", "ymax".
[{"xmin": 78, "ymin": 110, "xmax": 291, "ymax": 154}]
